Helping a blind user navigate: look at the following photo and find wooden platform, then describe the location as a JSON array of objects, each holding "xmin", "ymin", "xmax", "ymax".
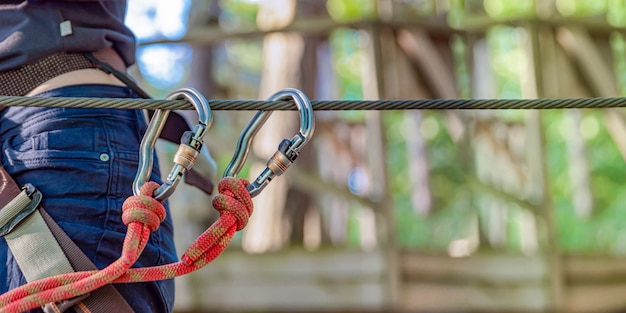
[
  {"xmin": 173, "ymin": 249, "xmax": 626, "ymax": 312},
  {"xmin": 174, "ymin": 249, "xmax": 387, "ymax": 312}
]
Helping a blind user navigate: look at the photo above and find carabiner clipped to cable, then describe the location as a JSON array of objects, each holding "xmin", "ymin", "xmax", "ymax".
[
  {"xmin": 133, "ymin": 87, "xmax": 213, "ymax": 201},
  {"xmin": 224, "ymin": 88, "xmax": 315, "ymax": 197}
]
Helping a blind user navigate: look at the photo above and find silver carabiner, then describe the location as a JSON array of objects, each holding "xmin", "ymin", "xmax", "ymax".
[
  {"xmin": 224, "ymin": 88, "xmax": 315, "ymax": 197},
  {"xmin": 133, "ymin": 87, "xmax": 213, "ymax": 201}
]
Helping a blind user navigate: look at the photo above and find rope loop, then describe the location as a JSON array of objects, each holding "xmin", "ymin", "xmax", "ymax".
[
  {"xmin": 122, "ymin": 182, "xmax": 166, "ymax": 231},
  {"xmin": 212, "ymin": 178, "xmax": 253, "ymax": 230}
]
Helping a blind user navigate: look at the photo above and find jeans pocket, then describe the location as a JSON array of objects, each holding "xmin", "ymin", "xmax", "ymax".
[{"xmin": 2, "ymin": 124, "xmax": 107, "ymax": 163}]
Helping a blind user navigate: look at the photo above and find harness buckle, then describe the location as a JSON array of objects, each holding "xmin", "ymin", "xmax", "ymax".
[
  {"xmin": 0, "ymin": 183, "xmax": 42, "ymax": 237},
  {"xmin": 42, "ymin": 293, "xmax": 90, "ymax": 313},
  {"xmin": 133, "ymin": 87, "xmax": 213, "ymax": 201},
  {"xmin": 224, "ymin": 88, "xmax": 315, "ymax": 197}
]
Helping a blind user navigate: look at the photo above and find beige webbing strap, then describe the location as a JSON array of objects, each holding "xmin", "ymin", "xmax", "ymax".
[
  {"xmin": 39, "ymin": 209, "xmax": 135, "ymax": 313},
  {"xmin": 0, "ymin": 166, "xmax": 135, "ymax": 312},
  {"xmin": 0, "ymin": 189, "xmax": 74, "ymax": 281}
]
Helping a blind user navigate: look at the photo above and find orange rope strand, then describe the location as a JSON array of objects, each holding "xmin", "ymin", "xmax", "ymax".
[{"xmin": 0, "ymin": 177, "xmax": 251, "ymax": 313}]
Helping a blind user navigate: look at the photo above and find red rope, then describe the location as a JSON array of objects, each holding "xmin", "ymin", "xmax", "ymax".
[{"xmin": 0, "ymin": 177, "xmax": 252, "ymax": 313}]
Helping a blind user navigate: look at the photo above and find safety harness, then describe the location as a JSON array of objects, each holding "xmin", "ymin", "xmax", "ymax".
[
  {"xmin": 0, "ymin": 168, "xmax": 135, "ymax": 313},
  {"xmin": 0, "ymin": 87, "xmax": 315, "ymax": 313}
]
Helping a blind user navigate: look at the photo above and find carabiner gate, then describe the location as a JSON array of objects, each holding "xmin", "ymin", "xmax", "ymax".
[
  {"xmin": 224, "ymin": 88, "xmax": 315, "ymax": 197},
  {"xmin": 133, "ymin": 87, "xmax": 213, "ymax": 201}
]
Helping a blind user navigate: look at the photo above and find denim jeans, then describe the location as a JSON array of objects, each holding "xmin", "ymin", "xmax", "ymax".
[{"xmin": 0, "ymin": 84, "xmax": 177, "ymax": 312}]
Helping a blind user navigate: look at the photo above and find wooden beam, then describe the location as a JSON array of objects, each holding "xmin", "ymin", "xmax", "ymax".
[
  {"xmin": 143, "ymin": 14, "xmax": 626, "ymax": 48},
  {"xmin": 525, "ymin": 21, "xmax": 565, "ymax": 310},
  {"xmin": 396, "ymin": 28, "xmax": 458, "ymax": 99},
  {"xmin": 556, "ymin": 27, "xmax": 626, "ymax": 165},
  {"xmin": 176, "ymin": 249, "xmax": 387, "ymax": 311},
  {"xmin": 144, "ymin": 16, "xmax": 456, "ymax": 47}
]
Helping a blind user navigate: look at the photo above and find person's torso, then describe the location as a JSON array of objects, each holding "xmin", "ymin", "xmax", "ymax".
[{"xmin": 0, "ymin": 0, "xmax": 135, "ymax": 71}]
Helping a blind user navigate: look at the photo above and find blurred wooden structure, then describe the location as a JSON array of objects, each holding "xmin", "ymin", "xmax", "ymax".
[
  {"xmin": 173, "ymin": 250, "xmax": 626, "ymax": 313},
  {"xmin": 147, "ymin": 0, "xmax": 626, "ymax": 312}
]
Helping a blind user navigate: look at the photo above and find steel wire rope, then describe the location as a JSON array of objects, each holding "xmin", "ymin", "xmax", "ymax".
[{"xmin": 1, "ymin": 96, "xmax": 626, "ymax": 110}]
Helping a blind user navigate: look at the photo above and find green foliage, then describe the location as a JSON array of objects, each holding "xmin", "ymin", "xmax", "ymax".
[
  {"xmin": 542, "ymin": 109, "xmax": 626, "ymax": 255},
  {"xmin": 486, "ymin": 26, "xmax": 524, "ymax": 99},
  {"xmin": 329, "ymin": 28, "xmax": 366, "ymax": 100},
  {"xmin": 329, "ymin": 28, "xmax": 367, "ymax": 121},
  {"xmin": 382, "ymin": 2, "xmax": 626, "ymax": 255},
  {"xmin": 484, "ymin": 0, "xmax": 534, "ymax": 18},
  {"xmin": 611, "ymin": 33, "xmax": 626, "ymax": 95},
  {"xmin": 451, "ymin": 35, "xmax": 472, "ymax": 99},
  {"xmin": 385, "ymin": 111, "xmax": 473, "ymax": 249},
  {"xmin": 326, "ymin": 0, "xmax": 376, "ymax": 21},
  {"xmin": 608, "ymin": 0, "xmax": 626, "ymax": 26},
  {"xmin": 219, "ymin": 0, "xmax": 259, "ymax": 27},
  {"xmin": 556, "ymin": 0, "xmax": 607, "ymax": 17}
]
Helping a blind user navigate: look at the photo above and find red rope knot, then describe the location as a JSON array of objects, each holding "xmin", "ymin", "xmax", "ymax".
[
  {"xmin": 122, "ymin": 182, "xmax": 166, "ymax": 231},
  {"xmin": 212, "ymin": 178, "xmax": 253, "ymax": 230}
]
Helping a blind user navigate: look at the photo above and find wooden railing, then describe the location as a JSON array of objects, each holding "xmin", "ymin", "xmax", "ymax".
[{"xmin": 173, "ymin": 249, "xmax": 626, "ymax": 313}]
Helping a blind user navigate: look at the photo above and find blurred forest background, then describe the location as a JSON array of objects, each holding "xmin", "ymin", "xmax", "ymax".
[{"xmin": 127, "ymin": 0, "xmax": 626, "ymax": 312}]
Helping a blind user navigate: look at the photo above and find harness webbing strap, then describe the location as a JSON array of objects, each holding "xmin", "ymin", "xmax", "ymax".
[
  {"xmin": 0, "ymin": 166, "xmax": 134, "ymax": 313},
  {"xmin": 3, "ymin": 202, "xmax": 74, "ymax": 281}
]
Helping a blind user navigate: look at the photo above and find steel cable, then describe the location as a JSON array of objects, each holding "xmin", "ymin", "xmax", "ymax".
[{"xmin": 1, "ymin": 96, "xmax": 626, "ymax": 111}]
